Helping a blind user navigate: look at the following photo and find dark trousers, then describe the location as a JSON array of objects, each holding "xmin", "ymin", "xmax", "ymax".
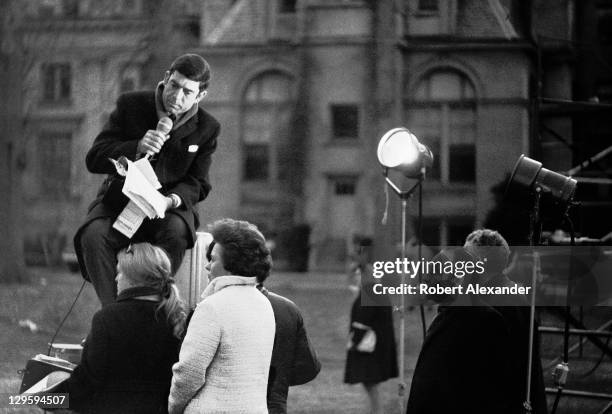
[{"xmin": 77, "ymin": 213, "xmax": 189, "ymax": 306}]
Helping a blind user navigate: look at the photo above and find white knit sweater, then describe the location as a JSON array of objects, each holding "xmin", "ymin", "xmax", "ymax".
[{"xmin": 168, "ymin": 276, "xmax": 275, "ymax": 414}]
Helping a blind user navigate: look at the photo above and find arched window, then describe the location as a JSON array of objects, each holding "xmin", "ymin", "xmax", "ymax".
[
  {"xmin": 241, "ymin": 71, "xmax": 295, "ymax": 182},
  {"xmin": 119, "ymin": 65, "xmax": 140, "ymax": 94},
  {"xmin": 406, "ymin": 69, "xmax": 476, "ymax": 184}
]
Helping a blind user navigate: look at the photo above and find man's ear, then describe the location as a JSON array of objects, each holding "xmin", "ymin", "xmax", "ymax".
[
  {"xmin": 196, "ymin": 90, "xmax": 208, "ymax": 102},
  {"xmin": 163, "ymin": 70, "xmax": 171, "ymax": 84}
]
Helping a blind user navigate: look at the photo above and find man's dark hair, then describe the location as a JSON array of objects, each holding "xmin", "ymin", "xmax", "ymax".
[
  {"xmin": 209, "ymin": 218, "xmax": 272, "ymax": 283},
  {"xmin": 464, "ymin": 228, "xmax": 510, "ymax": 274},
  {"xmin": 169, "ymin": 54, "xmax": 211, "ymax": 91}
]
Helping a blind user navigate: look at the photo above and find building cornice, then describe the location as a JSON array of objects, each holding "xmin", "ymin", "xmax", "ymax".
[
  {"xmin": 19, "ymin": 15, "xmax": 197, "ymax": 33},
  {"xmin": 198, "ymin": 35, "xmax": 372, "ymax": 54},
  {"xmin": 399, "ymin": 37, "xmax": 534, "ymax": 52},
  {"xmin": 20, "ymin": 19, "xmax": 152, "ymax": 33},
  {"xmin": 26, "ymin": 112, "xmax": 86, "ymax": 124},
  {"xmin": 404, "ymin": 98, "xmax": 530, "ymax": 106}
]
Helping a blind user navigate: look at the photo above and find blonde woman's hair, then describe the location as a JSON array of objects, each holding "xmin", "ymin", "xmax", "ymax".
[{"xmin": 117, "ymin": 243, "xmax": 187, "ymax": 338}]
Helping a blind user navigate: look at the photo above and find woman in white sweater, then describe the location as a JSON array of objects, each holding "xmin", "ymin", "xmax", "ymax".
[{"xmin": 168, "ymin": 219, "xmax": 275, "ymax": 414}]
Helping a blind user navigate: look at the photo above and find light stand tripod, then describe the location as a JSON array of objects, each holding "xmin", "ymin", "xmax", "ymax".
[
  {"xmin": 545, "ymin": 220, "xmax": 612, "ymax": 414},
  {"xmin": 510, "ymin": 155, "xmax": 612, "ymax": 413},
  {"xmin": 382, "ymin": 167, "xmax": 427, "ymax": 413},
  {"xmin": 524, "ymin": 184, "xmax": 581, "ymax": 414},
  {"xmin": 376, "ymin": 126, "xmax": 433, "ymax": 413}
]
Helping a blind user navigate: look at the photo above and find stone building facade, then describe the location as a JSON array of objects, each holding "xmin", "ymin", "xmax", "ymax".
[{"xmin": 15, "ymin": 0, "xmax": 611, "ymax": 269}]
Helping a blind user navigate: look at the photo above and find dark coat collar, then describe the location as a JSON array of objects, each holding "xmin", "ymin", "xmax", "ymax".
[
  {"xmin": 256, "ymin": 283, "xmax": 269, "ymax": 296},
  {"xmin": 171, "ymin": 111, "xmax": 199, "ymax": 141},
  {"xmin": 117, "ymin": 286, "xmax": 161, "ymax": 302}
]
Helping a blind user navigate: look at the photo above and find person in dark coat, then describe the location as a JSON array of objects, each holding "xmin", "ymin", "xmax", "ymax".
[
  {"xmin": 203, "ymin": 239, "xmax": 321, "ymax": 413},
  {"xmin": 258, "ymin": 286, "xmax": 321, "ymax": 413},
  {"xmin": 463, "ymin": 229, "xmax": 548, "ymax": 414},
  {"xmin": 344, "ymin": 237, "xmax": 398, "ymax": 414},
  {"xmin": 406, "ymin": 229, "xmax": 547, "ymax": 414},
  {"xmin": 74, "ymin": 53, "xmax": 220, "ymax": 306},
  {"xmin": 406, "ymin": 301, "xmax": 516, "ymax": 414},
  {"xmin": 61, "ymin": 242, "xmax": 187, "ymax": 413}
]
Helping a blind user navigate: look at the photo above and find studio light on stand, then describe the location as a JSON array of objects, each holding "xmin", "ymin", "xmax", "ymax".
[
  {"xmin": 377, "ymin": 127, "xmax": 433, "ymax": 179},
  {"xmin": 507, "ymin": 154, "xmax": 577, "ymax": 244},
  {"xmin": 506, "ymin": 154, "xmax": 577, "ymax": 414},
  {"xmin": 377, "ymin": 128, "xmax": 433, "ymax": 412}
]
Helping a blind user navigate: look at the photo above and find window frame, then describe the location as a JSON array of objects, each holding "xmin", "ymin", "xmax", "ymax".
[
  {"xmin": 119, "ymin": 65, "xmax": 141, "ymax": 94},
  {"xmin": 38, "ymin": 131, "xmax": 72, "ymax": 200},
  {"xmin": 416, "ymin": 216, "xmax": 475, "ymax": 247},
  {"xmin": 240, "ymin": 71, "xmax": 295, "ymax": 183},
  {"xmin": 40, "ymin": 62, "xmax": 72, "ymax": 105},
  {"xmin": 333, "ymin": 176, "xmax": 357, "ymax": 196},
  {"xmin": 404, "ymin": 70, "xmax": 477, "ymax": 185},
  {"xmin": 416, "ymin": 0, "xmax": 439, "ymax": 15},
  {"xmin": 330, "ymin": 103, "xmax": 360, "ymax": 141},
  {"xmin": 278, "ymin": 0, "xmax": 297, "ymax": 14}
]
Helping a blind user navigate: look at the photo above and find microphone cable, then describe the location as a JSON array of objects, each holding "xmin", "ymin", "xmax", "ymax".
[
  {"xmin": 39, "ymin": 278, "xmax": 86, "ymax": 414},
  {"xmin": 46, "ymin": 279, "xmax": 87, "ymax": 356}
]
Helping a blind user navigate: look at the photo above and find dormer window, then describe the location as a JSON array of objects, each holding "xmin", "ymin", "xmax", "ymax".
[
  {"xmin": 418, "ymin": 0, "xmax": 438, "ymax": 13},
  {"xmin": 278, "ymin": 0, "xmax": 296, "ymax": 14}
]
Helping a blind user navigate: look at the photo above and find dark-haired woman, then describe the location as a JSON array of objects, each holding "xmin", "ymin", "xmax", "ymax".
[
  {"xmin": 169, "ymin": 218, "xmax": 275, "ymax": 414},
  {"xmin": 344, "ymin": 237, "xmax": 398, "ymax": 414},
  {"xmin": 62, "ymin": 242, "xmax": 186, "ymax": 413}
]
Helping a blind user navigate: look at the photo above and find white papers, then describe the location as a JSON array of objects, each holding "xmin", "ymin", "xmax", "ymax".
[
  {"xmin": 31, "ymin": 354, "xmax": 76, "ymax": 371},
  {"xmin": 112, "ymin": 158, "xmax": 166, "ymax": 238},
  {"xmin": 112, "ymin": 201, "xmax": 147, "ymax": 238},
  {"xmin": 122, "ymin": 158, "xmax": 166, "ymax": 218},
  {"xmin": 132, "ymin": 158, "xmax": 161, "ymax": 189}
]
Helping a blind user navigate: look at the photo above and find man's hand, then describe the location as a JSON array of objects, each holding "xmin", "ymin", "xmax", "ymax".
[
  {"xmin": 164, "ymin": 196, "xmax": 174, "ymax": 212},
  {"xmin": 163, "ymin": 194, "xmax": 181, "ymax": 213},
  {"xmin": 138, "ymin": 130, "xmax": 169, "ymax": 156}
]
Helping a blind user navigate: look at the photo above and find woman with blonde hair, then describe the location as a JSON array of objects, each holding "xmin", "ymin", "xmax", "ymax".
[{"xmin": 62, "ymin": 242, "xmax": 186, "ymax": 413}]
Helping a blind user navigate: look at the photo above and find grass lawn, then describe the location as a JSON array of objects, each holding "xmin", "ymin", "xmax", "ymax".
[{"xmin": 1, "ymin": 267, "xmax": 611, "ymax": 413}]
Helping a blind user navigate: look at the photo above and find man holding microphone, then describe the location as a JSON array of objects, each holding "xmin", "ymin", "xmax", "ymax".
[{"xmin": 74, "ymin": 54, "xmax": 220, "ymax": 306}]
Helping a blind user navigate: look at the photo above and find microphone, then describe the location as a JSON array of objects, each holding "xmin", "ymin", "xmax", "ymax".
[
  {"xmin": 157, "ymin": 116, "xmax": 173, "ymax": 135},
  {"xmin": 145, "ymin": 116, "xmax": 173, "ymax": 159}
]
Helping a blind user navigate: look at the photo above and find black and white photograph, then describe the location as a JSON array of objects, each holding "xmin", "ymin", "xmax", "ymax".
[{"xmin": 1, "ymin": 0, "xmax": 612, "ymax": 413}]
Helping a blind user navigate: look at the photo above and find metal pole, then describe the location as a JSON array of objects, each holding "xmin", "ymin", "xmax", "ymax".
[
  {"xmin": 418, "ymin": 178, "xmax": 427, "ymax": 341},
  {"xmin": 524, "ymin": 188, "xmax": 542, "ymax": 413},
  {"xmin": 382, "ymin": 173, "xmax": 424, "ymax": 413},
  {"xmin": 398, "ymin": 197, "xmax": 407, "ymax": 413},
  {"xmin": 538, "ymin": 327, "xmax": 612, "ymax": 338},
  {"xmin": 545, "ymin": 388, "xmax": 612, "ymax": 400},
  {"xmin": 525, "ymin": 250, "xmax": 538, "ymax": 413}
]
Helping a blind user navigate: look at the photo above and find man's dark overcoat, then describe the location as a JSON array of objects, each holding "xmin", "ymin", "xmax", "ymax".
[
  {"xmin": 406, "ymin": 302, "xmax": 547, "ymax": 414},
  {"xmin": 74, "ymin": 91, "xmax": 220, "ymax": 280},
  {"xmin": 261, "ymin": 288, "xmax": 321, "ymax": 414}
]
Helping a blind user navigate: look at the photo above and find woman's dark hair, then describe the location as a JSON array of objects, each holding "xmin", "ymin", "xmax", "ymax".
[
  {"xmin": 169, "ymin": 53, "xmax": 211, "ymax": 91},
  {"xmin": 209, "ymin": 219, "xmax": 272, "ymax": 283}
]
